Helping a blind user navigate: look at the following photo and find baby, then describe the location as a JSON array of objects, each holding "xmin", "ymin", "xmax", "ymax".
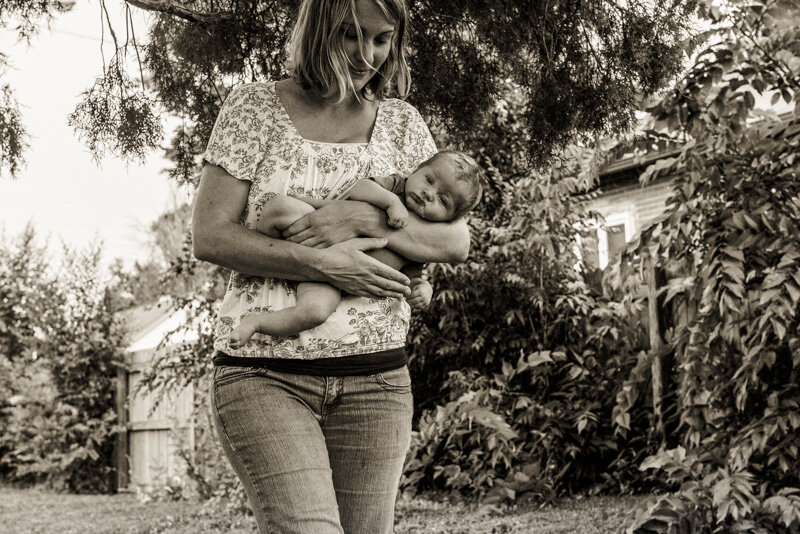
[{"xmin": 228, "ymin": 149, "xmax": 483, "ymax": 348}]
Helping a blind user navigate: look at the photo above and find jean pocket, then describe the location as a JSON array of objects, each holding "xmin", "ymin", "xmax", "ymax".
[
  {"xmin": 375, "ymin": 365, "xmax": 412, "ymax": 393},
  {"xmin": 214, "ymin": 365, "xmax": 266, "ymax": 388}
]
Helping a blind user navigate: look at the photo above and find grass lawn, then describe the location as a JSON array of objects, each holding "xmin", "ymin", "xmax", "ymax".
[{"xmin": 1, "ymin": 486, "xmax": 647, "ymax": 533}]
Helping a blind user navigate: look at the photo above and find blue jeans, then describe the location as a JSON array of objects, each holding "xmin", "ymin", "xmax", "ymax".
[{"xmin": 211, "ymin": 364, "xmax": 414, "ymax": 533}]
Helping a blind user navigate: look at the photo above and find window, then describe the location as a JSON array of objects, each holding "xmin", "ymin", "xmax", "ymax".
[{"xmin": 597, "ymin": 212, "xmax": 637, "ymax": 269}]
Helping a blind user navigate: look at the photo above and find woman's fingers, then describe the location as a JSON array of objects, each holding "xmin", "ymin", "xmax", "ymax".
[
  {"xmin": 364, "ymin": 255, "xmax": 411, "ymax": 288},
  {"xmin": 353, "ymin": 258, "xmax": 409, "ymax": 298},
  {"xmin": 285, "ymin": 228, "xmax": 315, "ymax": 243},
  {"xmin": 283, "ymin": 216, "xmax": 310, "ymax": 238},
  {"xmin": 358, "ymin": 284, "xmax": 404, "ymax": 300},
  {"xmin": 320, "ymin": 238, "xmax": 410, "ymax": 297},
  {"xmin": 300, "ymin": 236, "xmax": 325, "ymax": 248},
  {"xmin": 351, "ymin": 237, "xmax": 388, "ymax": 251},
  {"xmin": 283, "ymin": 203, "xmax": 362, "ymax": 246}
]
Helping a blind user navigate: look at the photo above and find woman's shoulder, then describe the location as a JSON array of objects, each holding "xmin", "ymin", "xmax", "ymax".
[
  {"xmin": 380, "ymin": 96, "xmax": 425, "ymax": 124},
  {"xmin": 227, "ymin": 81, "xmax": 276, "ymax": 101},
  {"xmin": 377, "ymin": 97, "xmax": 436, "ymax": 166},
  {"xmin": 217, "ymin": 82, "xmax": 280, "ymax": 124}
]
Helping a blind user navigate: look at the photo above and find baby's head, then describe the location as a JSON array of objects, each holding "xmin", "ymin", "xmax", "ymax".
[{"xmin": 403, "ymin": 150, "xmax": 483, "ymax": 222}]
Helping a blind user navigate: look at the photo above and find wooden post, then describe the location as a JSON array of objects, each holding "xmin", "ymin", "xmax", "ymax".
[
  {"xmin": 114, "ymin": 366, "xmax": 130, "ymax": 491},
  {"xmin": 646, "ymin": 253, "xmax": 666, "ymax": 443}
]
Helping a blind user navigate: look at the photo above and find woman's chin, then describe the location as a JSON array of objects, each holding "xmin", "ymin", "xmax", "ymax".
[{"xmin": 349, "ymin": 72, "xmax": 376, "ymax": 91}]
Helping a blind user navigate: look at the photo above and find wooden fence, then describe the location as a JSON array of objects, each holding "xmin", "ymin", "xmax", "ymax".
[{"xmin": 115, "ymin": 347, "xmax": 195, "ymax": 491}]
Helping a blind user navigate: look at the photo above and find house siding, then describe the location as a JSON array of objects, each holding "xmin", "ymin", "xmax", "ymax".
[{"xmin": 588, "ymin": 178, "xmax": 675, "ymax": 234}]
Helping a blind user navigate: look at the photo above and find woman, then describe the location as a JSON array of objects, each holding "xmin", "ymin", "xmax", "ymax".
[{"xmin": 192, "ymin": 0, "xmax": 470, "ymax": 532}]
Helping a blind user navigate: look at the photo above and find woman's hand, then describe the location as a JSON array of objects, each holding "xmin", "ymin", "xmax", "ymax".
[
  {"xmin": 320, "ymin": 237, "xmax": 411, "ymax": 299},
  {"xmin": 284, "ymin": 200, "xmax": 381, "ymax": 248}
]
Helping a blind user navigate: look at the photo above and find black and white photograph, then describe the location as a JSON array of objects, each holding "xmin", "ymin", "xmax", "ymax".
[{"xmin": 1, "ymin": 0, "xmax": 799, "ymax": 532}]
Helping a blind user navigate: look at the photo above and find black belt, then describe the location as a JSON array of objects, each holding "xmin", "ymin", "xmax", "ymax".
[{"xmin": 213, "ymin": 347, "xmax": 407, "ymax": 376}]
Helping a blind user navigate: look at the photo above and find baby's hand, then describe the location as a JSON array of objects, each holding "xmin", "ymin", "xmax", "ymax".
[
  {"xmin": 407, "ymin": 278, "xmax": 433, "ymax": 310},
  {"xmin": 386, "ymin": 201, "xmax": 409, "ymax": 229}
]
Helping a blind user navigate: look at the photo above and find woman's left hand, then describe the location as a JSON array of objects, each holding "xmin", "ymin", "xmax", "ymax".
[{"xmin": 284, "ymin": 200, "xmax": 382, "ymax": 248}]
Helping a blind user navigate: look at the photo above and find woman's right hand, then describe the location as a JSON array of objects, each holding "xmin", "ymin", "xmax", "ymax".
[
  {"xmin": 319, "ymin": 237, "xmax": 411, "ymax": 299},
  {"xmin": 284, "ymin": 200, "xmax": 382, "ymax": 248}
]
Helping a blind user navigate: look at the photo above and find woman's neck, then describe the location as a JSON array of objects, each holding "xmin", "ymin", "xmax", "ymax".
[
  {"xmin": 276, "ymin": 78, "xmax": 379, "ymax": 144},
  {"xmin": 288, "ymin": 78, "xmax": 368, "ymax": 111}
]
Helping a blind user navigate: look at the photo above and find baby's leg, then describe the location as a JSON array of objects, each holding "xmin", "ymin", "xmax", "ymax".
[
  {"xmin": 367, "ymin": 248, "xmax": 406, "ymax": 271},
  {"xmin": 228, "ymin": 196, "xmax": 331, "ymax": 346},
  {"xmin": 256, "ymin": 195, "xmax": 315, "ymax": 237},
  {"xmin": 229, "ymin": 284, "xmax": 341, "ymax": 345}
]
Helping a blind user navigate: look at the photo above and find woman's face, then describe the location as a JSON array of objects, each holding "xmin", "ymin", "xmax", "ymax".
[{"xmin": 342, "ymin": 0, "xmax": 396, "ymax": 92}]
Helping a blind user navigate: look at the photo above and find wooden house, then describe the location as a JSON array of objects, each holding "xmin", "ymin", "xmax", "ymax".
[{"xmin": 583, "ymin": 148, "xmax": 680, "ymax": 269}]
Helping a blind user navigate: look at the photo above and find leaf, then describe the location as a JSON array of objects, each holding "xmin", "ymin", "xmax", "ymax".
[
  {"xmin": 526, "ymin": 351, "xmax": 553, "ymax": 367},
  {"xmin": 566, "ymin": 364, "xmax": 584, "ymax": 381}
]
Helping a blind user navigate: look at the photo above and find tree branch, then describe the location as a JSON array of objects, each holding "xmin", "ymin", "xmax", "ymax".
[{"xmin": 124, "ymin": 0, "xmax": 234, "ymax": 25}]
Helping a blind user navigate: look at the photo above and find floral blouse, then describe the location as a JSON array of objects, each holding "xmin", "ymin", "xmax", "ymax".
[{"xmin": 203, "ymin": 81, "xmax": 437, "ymax": 359}]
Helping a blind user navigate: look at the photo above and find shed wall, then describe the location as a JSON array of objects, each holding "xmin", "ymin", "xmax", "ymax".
[{"xmin": 119, "ymin": 348, "xmax": 195, "ymax": 490}]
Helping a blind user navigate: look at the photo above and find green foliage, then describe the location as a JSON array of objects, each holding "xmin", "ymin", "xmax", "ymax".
[
  {"xmin": 410, "ymin": 0, "xmax": 701, "ymax": 167},
  {"xmin": 0, "ymin": 84, "xmax": 29, "ymax": 178},
  {"xmin": 68, "ymin": 58, "xmax": 164, "ymax": 165},
  {"xmin": 43, "ymin": 245, "xmax": 125, "ymax": 492},
  {"xmin": 0, "ymin": 0, "xmax": 74, "ymax": 42},
  {"xmin": 620, "ymin": 0, "xmax": 800, "ymax": 530},
  {"xmin": 0, "ymin": 0, "xmax": 73, "ymax": 177},
  {"xmin": 63, "ymin": 0, "xmax": 703, "ymax": 181},
  {"xmin": 403, "ymin": 84, "xmax": 655, "ymax": 501},
  {"xmin": 0, "ymin": 225, "xmax": 51, "ymax": 363},
  {"xmin": 0, "ymin": 228, "xmax": 125, "ymax": 492},
  {"xmin": 404, "ymin": 295, "xmax": 654, "ymax": 501}
]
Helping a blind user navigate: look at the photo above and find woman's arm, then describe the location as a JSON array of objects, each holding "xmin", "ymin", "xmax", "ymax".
[
  {"xmin": 283, "ymin": 200, "xmax": 470, "ymax": 263},
  {"xmin": 192, "ymin": 164, "xmax": 411, "ymax": 298}
]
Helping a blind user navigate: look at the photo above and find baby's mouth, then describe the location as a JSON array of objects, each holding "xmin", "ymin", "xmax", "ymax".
[{"xmin": 409, "ymin": 192, "xmax": 424, "ymax": 206}]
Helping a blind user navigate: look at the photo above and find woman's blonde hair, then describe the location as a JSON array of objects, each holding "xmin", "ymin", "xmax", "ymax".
[{"xmin": 287, "ymin": 0, "xmax": 410, "ymax": 103}]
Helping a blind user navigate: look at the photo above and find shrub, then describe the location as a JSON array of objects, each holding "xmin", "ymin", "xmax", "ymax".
[
  {"xmin": 622, "ymin": 0, "xmax": 800, "ymax": 530},
  {"xmin": 0, "ymin": 233, "xmax": 124, "ymax": 492},
  {"xmin": 404, "ymin": 84, "xmax": 655, "ymax": 501}
]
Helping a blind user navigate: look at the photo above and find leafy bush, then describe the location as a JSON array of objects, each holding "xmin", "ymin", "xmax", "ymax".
[
  {"xmin": 0, "ymin": 230, "xmax": 124, "ymax": 492},
  {"xmin": 621, "ymin": 0, "xmax": 800, "ymax": 530},
  {"xmin": 404, "ymin": 85, "xmax": 656, "ymax": 501}
]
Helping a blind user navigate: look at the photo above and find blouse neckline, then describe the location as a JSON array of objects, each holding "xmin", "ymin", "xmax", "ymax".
[{"xmin": 270, "ymin": 80, "xmax": 383, "ymax": 148}]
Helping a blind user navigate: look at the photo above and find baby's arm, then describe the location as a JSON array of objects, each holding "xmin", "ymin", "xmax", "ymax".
[{"xmin": 347, "ymin": 179, "xmax": 409, "ymax": 229}]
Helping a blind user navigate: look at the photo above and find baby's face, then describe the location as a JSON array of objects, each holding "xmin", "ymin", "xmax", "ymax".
[{"xmin": 404, "ymin": 156, "xmax": 470, "ymax": 222}]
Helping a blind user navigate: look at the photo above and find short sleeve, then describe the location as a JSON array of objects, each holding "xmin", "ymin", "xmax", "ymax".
[
  {"xmin": 203, "ymin": 84, "xmax": 273, "ymax": 182},
  {"xmin": 394, "ymin": 103, "xmax": 437, "ymax": 174}
]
